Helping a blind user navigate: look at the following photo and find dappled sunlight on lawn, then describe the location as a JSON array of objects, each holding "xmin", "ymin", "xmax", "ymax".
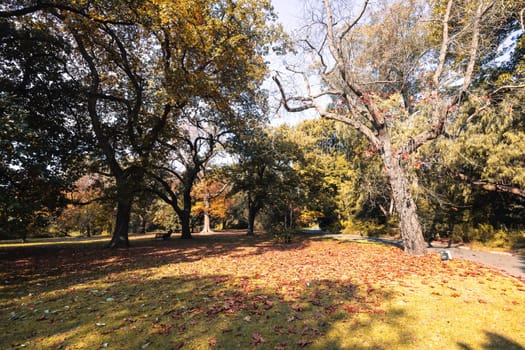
[{"xmin": 1, "ymin": 233, "xmax": 524, "ymax": 349}]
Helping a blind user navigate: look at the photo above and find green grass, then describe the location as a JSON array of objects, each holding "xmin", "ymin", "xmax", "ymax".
[{"xmin": 1, "ymin": 233, "xmax": 524, "ymax": 349}]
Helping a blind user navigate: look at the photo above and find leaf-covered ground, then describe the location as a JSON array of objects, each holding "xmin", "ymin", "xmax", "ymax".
[{"xmin": 1, "ymin": 232, "xmax": 524, "ymax": 349}]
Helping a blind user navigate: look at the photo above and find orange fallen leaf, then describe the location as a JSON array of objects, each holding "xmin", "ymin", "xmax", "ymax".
[
  {"xmin": 252, "ymin": 333, "xmax": 265, "ymax": 345},
  {"xmin": 297, "ymin": 338, "xmax": 314, "ymax": 347}
]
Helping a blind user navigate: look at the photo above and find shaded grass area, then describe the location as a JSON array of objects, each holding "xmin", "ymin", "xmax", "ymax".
[{"xmin": 1, "ymin": 233, "xmax": 524, "ymax": 349}]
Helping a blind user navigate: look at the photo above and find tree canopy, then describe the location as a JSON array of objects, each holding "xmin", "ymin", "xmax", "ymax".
[
  {"xmin": 0, "ymin": 18, "xmax": 87, "ymax": 239},
  {"xmin": 274, "ymin": 0, "xmax": 525, "ymax": 254},
  {"xmin": 1, "ymin": 0, "xmax": 284, "ymax": 244},
  {"xmin": 1, "ymin": 0, "xmax": 524, "ymax": 255}
]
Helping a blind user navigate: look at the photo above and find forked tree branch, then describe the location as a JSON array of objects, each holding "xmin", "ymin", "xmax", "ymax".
[{"xmin": 273, "ymin": 75, "xmax": 380, "ymax": 147}]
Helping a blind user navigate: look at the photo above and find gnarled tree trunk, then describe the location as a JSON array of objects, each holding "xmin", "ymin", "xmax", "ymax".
[
  {"xmin": 387, "ymin": 166, "xmax": 427, "ymax": 255},
  {"xmin": 380, "ymin": 132, "xmax": 426, "ymax": 255}
]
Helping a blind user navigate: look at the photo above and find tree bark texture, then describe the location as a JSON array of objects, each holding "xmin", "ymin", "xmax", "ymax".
[
  {"xmin": 380, "ymin": 133, "xmax": 427, "ymax": 255},
  {"xmin": 180, "ymin": 188, "xmax": 193, "ymax": 239},
  {"xmin": 108, "ymin": 199, "xmax": 131, "ymax": 248},
  {"xmin": 247, "ymin": 200, "xmax": 258, "ymax": 236},
  {"xmin": 201, "ymin": 212, "xmax": 213, "ymax": 233},
  {"xmin": 180, "ymin": 210, "xmax": 192, "ymax": 239},
  {"xmin": 201, "ymin": 192, "xmax": 213, "ymax": 233}
]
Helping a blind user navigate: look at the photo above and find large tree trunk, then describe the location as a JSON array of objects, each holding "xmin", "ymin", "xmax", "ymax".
[
  {"xmin": 180, "ymin": 189, "xmax": 193, "ymax": 239},
  {"xmin": 200, "ymin": 194, "xmax": 213, "ymax": 233},
  {"xmin": 107, "ymin": 170, "xmax": 141, "ymax": 248},
  {"xmin": 108, "ymin": 199, "xmax": 131, "ymax": 248},
  {"xmin": 180, "ymin": 210, "xmax": 192, "ymax": 239},
  {"xmin": 381, "ymin": 134, "xmax": 427, "ymax": 255},
  {"xmin": 201, "ymin": 211, "xmax": 213, "ymax": 233},
  {"xmin": 247, "ymin": 203, "xmax": 257, "ymax": 236},
  {"xmin": 140, "ymin": 216, "xmax": 147, "ymax": 234}
]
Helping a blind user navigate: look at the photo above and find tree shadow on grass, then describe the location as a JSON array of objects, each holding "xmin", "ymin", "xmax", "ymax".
[
  {"xmin": 1, "ymin": 232, "xmax": 412, "ymax": 348},
  {"xmin": 458, "ymin": 331, "xmax": 524, "ymax": 350},
  {"xmin": 2, "ymin": 232, "xmax": 523, "ymax": 348},
  {"xmin": 0, "ymin": 232, "xmax": 311, "ymax": 305},
  {"xmin": 0, "ymin": 272, "xmax": 410, "ymax": 349}
]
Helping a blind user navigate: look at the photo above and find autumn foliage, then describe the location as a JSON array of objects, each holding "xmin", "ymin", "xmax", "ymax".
[{"xmin": 1, "ymin": 233, "xmax": 523, "ymax": 349}]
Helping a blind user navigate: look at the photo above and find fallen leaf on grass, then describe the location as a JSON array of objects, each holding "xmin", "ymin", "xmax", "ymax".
[
  {"xmin": 290, "ymin": 304, "xmax": 304, "ymax": 311},
  {"xmin": 342, "ymin": 305, "xmax": 362, "ymax": 313},
  {"xmin": 297, "ymin": 338, "xmax": 314, "ymax": 347},
  {"xmin": 252, "ymin": 333, "xmax": 265, "ymax": 345},
  {"xmin": 151, "ymin": 323, "xmax": 173, "ymax": 335},
  {"xmin": 264, "ymin": 300, "xmax": 274, "ymax": 309}
]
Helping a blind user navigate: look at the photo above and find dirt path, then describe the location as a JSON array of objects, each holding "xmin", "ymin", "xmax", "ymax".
[{"xmin": 319, "ymin": 233, "xmax": 525, "ymax": 280}]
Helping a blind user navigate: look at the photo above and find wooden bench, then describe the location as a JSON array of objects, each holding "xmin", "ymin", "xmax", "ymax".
[{"xmin": 155, "ymin": 230, "xmax": 172, "ymax": 240}]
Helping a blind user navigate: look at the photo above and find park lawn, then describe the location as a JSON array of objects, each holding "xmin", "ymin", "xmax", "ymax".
[{"xmin": 0, "ymin": 233, "xmax": 524, "ymax": 349}]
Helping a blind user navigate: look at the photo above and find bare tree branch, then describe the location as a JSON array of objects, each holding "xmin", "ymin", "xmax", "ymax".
[
  {"xmin": 460, "ymin": 1, "xmax": 483, "ymax": 94},
  {"xmin": 458, "ymin": 174, "xmax": 525, "ymax": 198},
  {"xmin": 322, "ymin": 0, "xmax": 364, "ymax": 99},
  {"xmin": 433, "ymin": 0, "xmax": 453, "ymax": 86},
  {"xmin": 300, "ymin": 38, "xmax": 329, "ymax": 74},
  {"xmin": 472, "ymin": 181, "xmax": 525, "ymax": 198},
  {"xmin": 338, "ymin": 0, "xmax": 369, "ymax": 46},
  {"xmin": 273, "ymin": 74, "xmax": 380, "ymax": 146},
  {"xmin": 399, "ymin": 117, "xmax": 446, "ymax": 155},
  {"xmin": 319, "ymin": 109, "xmax": 381, "ymax": 147},
  {"xmin": 272, "ymin": 75, "xmax": 315, "ymax": 112}
]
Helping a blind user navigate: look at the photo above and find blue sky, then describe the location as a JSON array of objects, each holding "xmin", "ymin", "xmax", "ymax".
[
  {"xmin": 271, "ymin": 0, "xmax": 304, "ymax": 31},
  {"xmin": 268, "ymin": 0, "xmax": 314, "ymax": 126}
]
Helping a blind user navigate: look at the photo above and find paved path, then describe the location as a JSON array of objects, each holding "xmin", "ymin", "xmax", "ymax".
[
  {"xmin": 429, "ymin": 243, "xmax": 525, "ymax": 279},
  {"xmin": 318, "ymin": 233, "xmax": 525, "ymax": 280}
]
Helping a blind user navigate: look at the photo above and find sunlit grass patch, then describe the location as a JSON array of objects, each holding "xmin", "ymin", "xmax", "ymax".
[{"xmin": 0, "ymin": 234, "xmax": 524, "ymax": 349}]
